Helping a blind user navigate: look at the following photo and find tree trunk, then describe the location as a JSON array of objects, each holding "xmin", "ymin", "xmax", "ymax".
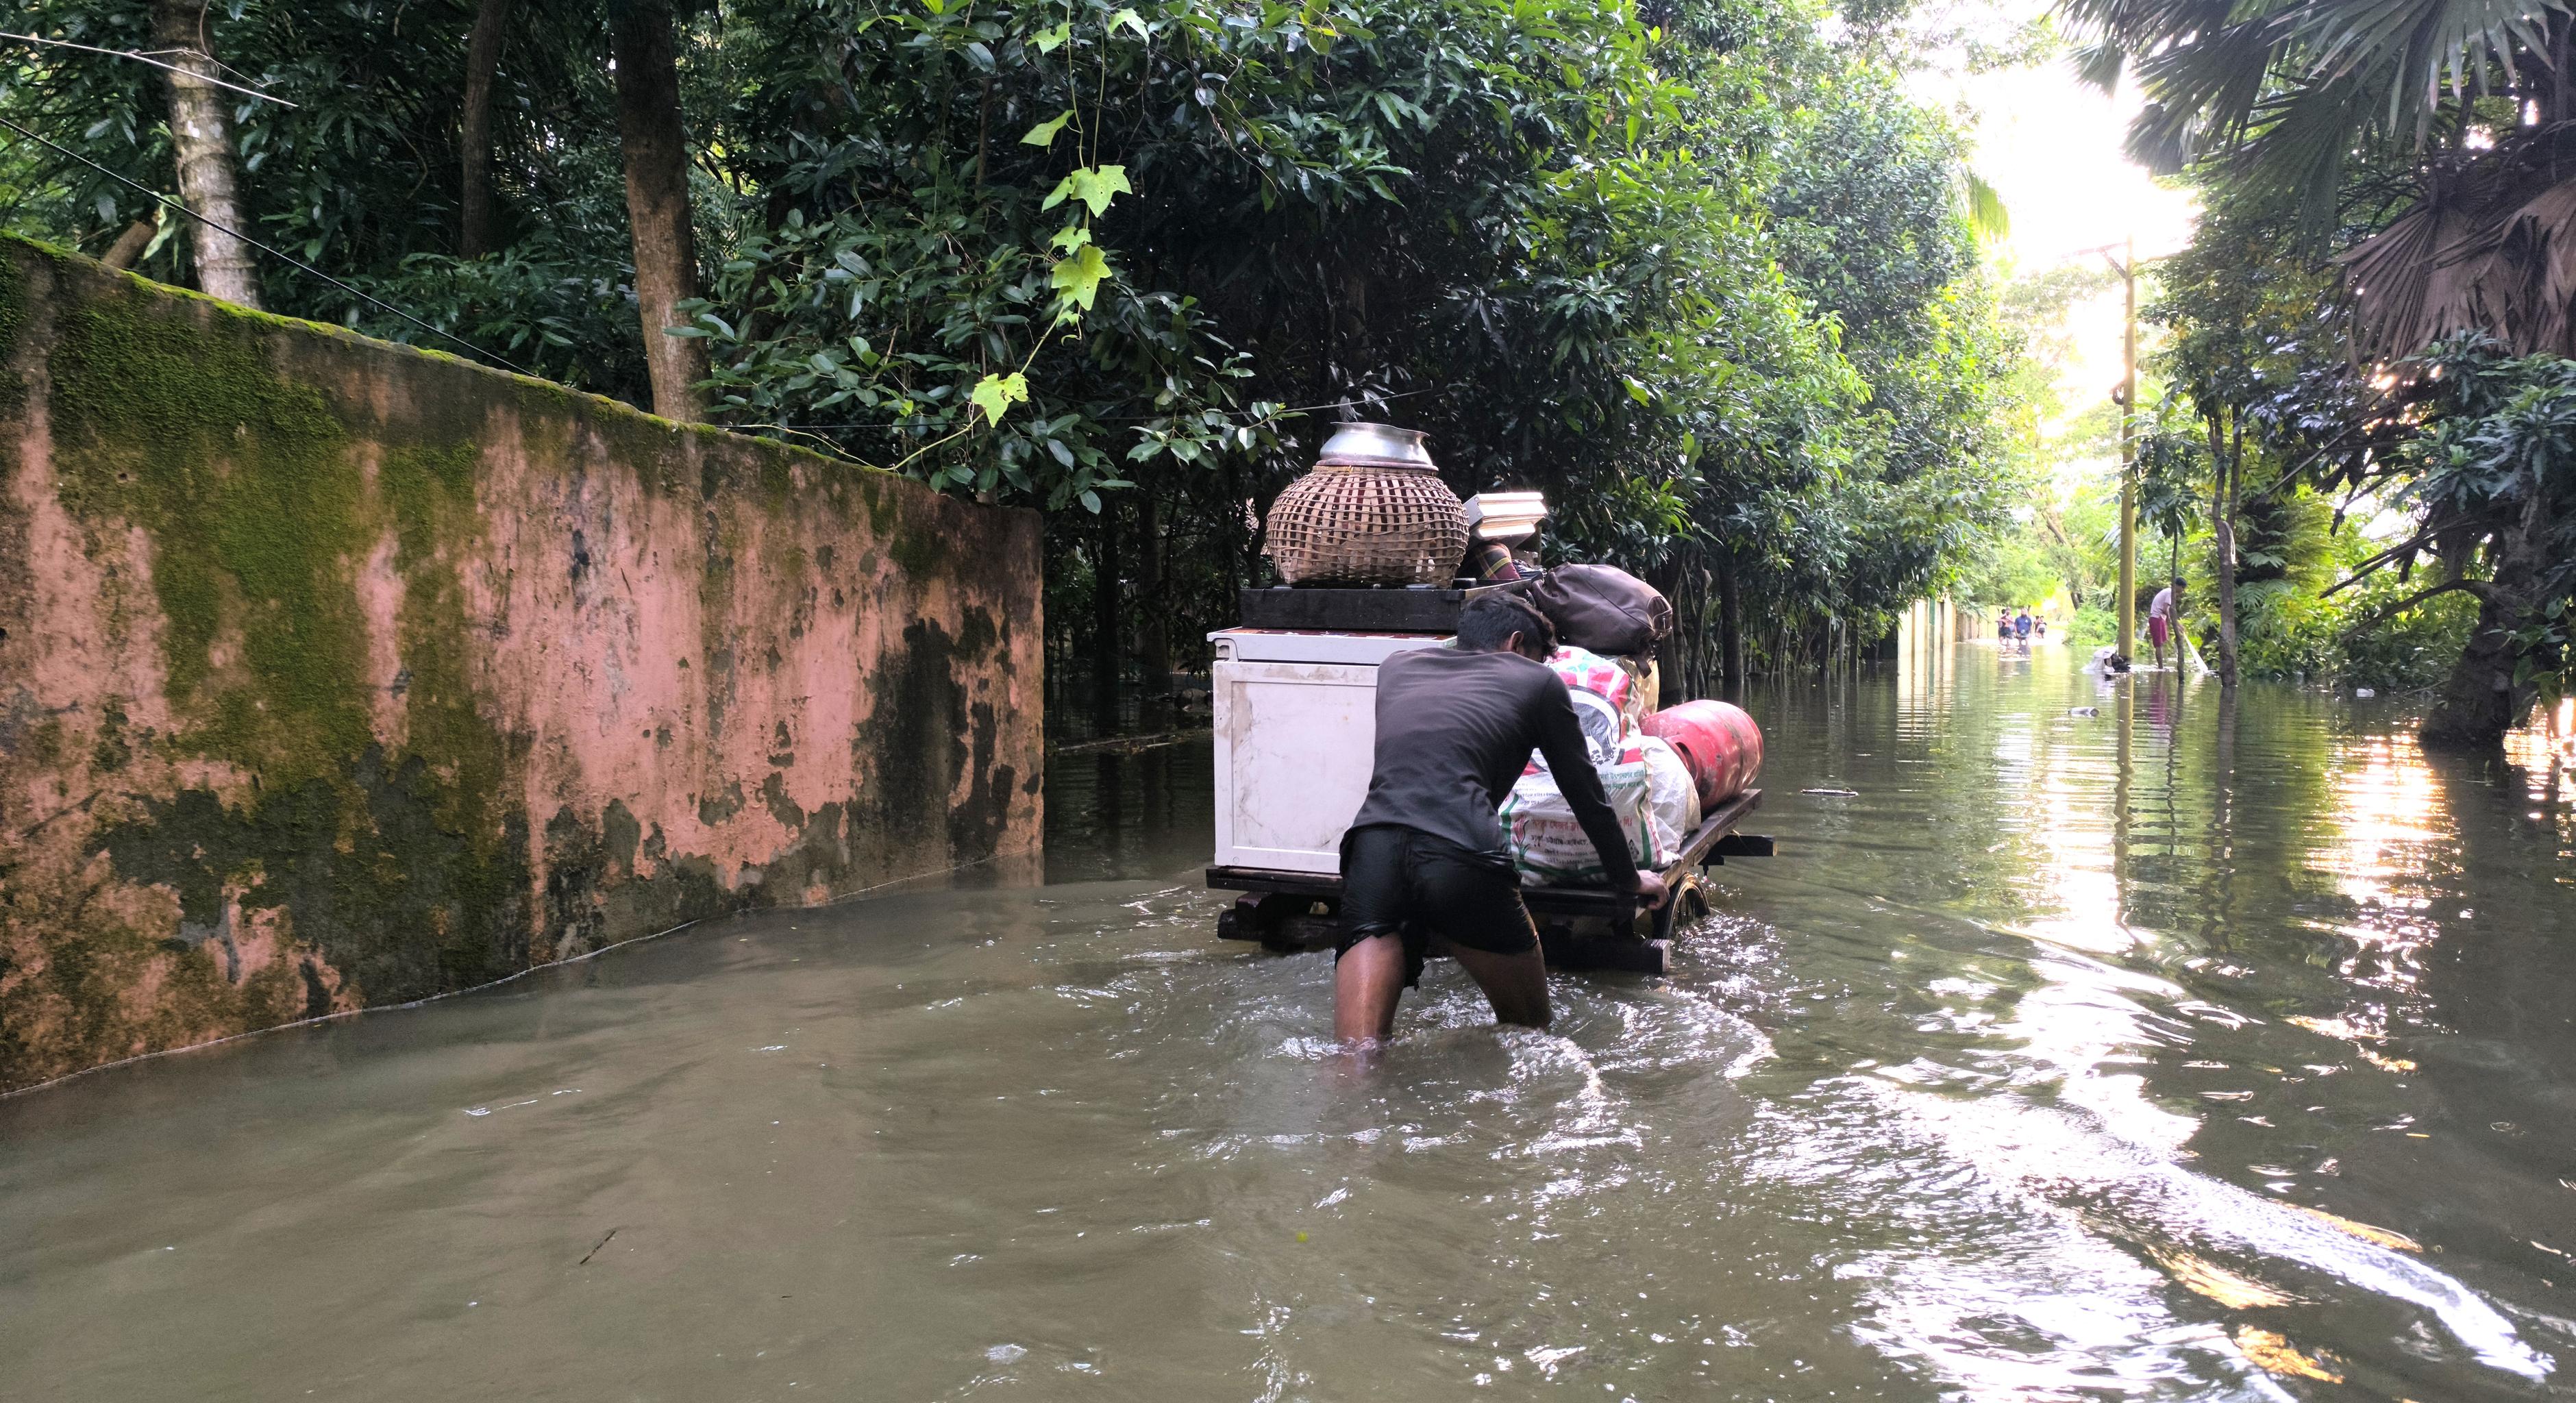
[
  {"xmin": 608, "ymin": 0, "xmax": 708, "ymax": 421},
  {"xmin": 459, "ymin": 0, "xmax": 511, "ymax": 258},
  {"xmin": 1718, "ymin": 553, "xmax": 1745, "ymax": 696},
  {"xmin": 2211, "ymin": 501, "xmax": 2240, "ymax": 687},
  {"xmin": 100, "ymin": 219, "xmax": 156, "ymax": 271},
  {"xmin": 974, "ymin": 75, "xmax": 994, "ymax": 193},
  {"xmin": 1092, "ymin": 501, "xmax": 1122, "ymax": 734},
  {"xmin": 2422, "ymin": 484, "xmax": 2555, "ymax": 748},
  {"xmin": 1136, "ymin": 490, "xmax": 1172, "ymax": 721},
  {"xmin": 151, "ymin": 0, "xmax": 261, "ymax": 309},
  {"xmin": 2553, "ymin": 15, "xmax": 2573, "ymax": 126},
  {"xmin": 2206, "ymin": 417, "xmax": 2240, "ymax": 688},
  {"xmin": 2424, "ymin": 593, "xmax": 2538, "ymax": 748},
  {"xmin": 1644, "ymin": 560, "xmax": 1693, "ymax": 704}
]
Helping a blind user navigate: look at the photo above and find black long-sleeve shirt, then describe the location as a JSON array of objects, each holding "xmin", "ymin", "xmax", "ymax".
[{"xmin": 1346, "ymin": 647, "xmax": 1642, "ymax": 890}]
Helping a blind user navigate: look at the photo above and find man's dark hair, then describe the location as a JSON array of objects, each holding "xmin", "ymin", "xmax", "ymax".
[
  {"xmin": 2172, "ymin": 575, "xmax": 2187, "ymax": 588},
  {"xmin": 1456, "ymin": 592, "xmax": 1555, "ymax": 654}
]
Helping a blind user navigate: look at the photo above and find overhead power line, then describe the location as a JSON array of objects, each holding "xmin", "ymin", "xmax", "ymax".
[
  {"xmin": 0, "ymin": 32, "xmax": 299, "ymax": 107},
  {"xmin": 0, "ymin": 114, "xmax": 532, "ymax": 377}
]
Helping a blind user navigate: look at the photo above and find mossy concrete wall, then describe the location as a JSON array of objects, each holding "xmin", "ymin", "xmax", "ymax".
[{"xmin": 0, "ymin": 238, "xmax": 1042, "ymax": 1091}]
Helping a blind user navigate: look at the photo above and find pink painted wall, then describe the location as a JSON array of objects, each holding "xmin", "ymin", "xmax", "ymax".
[{"xmin": 0, "ymin": 238, "xmax": 1042, "ymax": 1091}]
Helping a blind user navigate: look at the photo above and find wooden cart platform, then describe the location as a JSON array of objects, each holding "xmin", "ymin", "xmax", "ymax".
[{"xmin": 1207, "ymin": 789, "xmax": 1770, "ymax": 974}]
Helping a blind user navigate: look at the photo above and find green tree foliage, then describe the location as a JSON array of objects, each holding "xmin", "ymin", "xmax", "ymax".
[
  {"xmin": 1955, "ymin": 524, "xmax": 2057, "ymax": 611},
  {"xmin": 2114, "ymin": 166, "xmax": 2564, "ymax": 734},
  {"xmin": 1657, "ymin": 59, "xmax": 2018, "ymax": 686},
  {"xmin": 3, "ymin": 0, "xmax": 2018, "ymax": 706},
  {"xmin": 1948, "ymin": 258, "xmax": 2117, "ymax": 621},
  {"xmin": 2325, "ymin": 337, "xmax": 2576, "ymax": 739},
  {"xmin": 1, "ymin": 0, "xmax": 646, "ymax": 392},
  {"xmin": 2140, "ymin": 187, "xmax": 2397, "ymax": 686}
]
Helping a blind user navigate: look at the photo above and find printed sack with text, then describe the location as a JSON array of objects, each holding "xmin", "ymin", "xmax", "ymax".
[{"xmin": 1499, "ymin": 758, "xmax": 1659, "ymax": 886}]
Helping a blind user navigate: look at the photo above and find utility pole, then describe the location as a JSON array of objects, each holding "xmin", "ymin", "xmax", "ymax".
[{"xmin": 2105, "ymin": 238, "xmax": 2139, "ymax": 661}]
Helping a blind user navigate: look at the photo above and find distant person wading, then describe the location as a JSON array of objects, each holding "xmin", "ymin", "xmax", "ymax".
[
  {"xmin": 2148, "ymin": 576, "xmax": 2185, "ymax": 669},
  {"xmin": 1333, "ymin": 594, "xmax": 1668, "ymax": 1045}
]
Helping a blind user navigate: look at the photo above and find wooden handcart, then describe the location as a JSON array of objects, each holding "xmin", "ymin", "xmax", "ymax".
[{"xmin": 1208, "ymin": 789, "xmax": 1771, "ymax": 974}]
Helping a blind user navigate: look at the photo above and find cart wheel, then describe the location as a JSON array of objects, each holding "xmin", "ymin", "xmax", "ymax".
[
  {"xmin": 1219, "ymin": 893, "xmax": 1292, "ymax": 944},
  {"xmin": 1216, "ymin": 897, "xmax": 1262, "ymax": 943},
  {"xmin": 1221, "ymin": 894, "xmax": 1334, "ymax": 953},
  {"xmin": 1649, "ymin": 873, "xmax": 1711, "ymax": 942},
  {"xmin": 1262, "ymin": 894, "xmax": 1337, "ymax": 953}
]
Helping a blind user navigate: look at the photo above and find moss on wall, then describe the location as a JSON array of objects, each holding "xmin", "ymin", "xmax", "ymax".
[
  {"xmin": 47, "ymin": 288, "xmax": 374, "ymax": 791},
  {"xmin": 0, "ymin": 873, "xmax": 310, "ymax": 1089},
  {"xmin": 0, "ymin": 245, "xmax": 24, "ymax": 337},
  {"xmin": 380, "ymin": 443, "xmax": 516, "ymax": 854},
  {"xmin": 858, "ymin": 614, "xmax": 1021, "ymax": 873},
  {"xmin": 14, "ymin": 264, "xmax": 541, "ymax": 1051},
  {"xmin": 0, "ymin": 243, "xmax": 30, "ymax": 437},
  {"xmin": 100, "ymin": 747, "xmax": 534, "ymax": 1008}
]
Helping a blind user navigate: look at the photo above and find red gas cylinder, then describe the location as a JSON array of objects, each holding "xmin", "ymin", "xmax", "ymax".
[{"xmin": 1641, "ymin": 700, "xmax": 1764, "ymax": 808}]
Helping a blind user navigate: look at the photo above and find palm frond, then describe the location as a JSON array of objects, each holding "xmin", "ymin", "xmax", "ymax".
[
  {"xmin": 2339, "ymin": 126, "xmax": 2576, "ymax": 358},
  {"xmin": 2238, "ymin": 70, "xmax": 2389, "ymax": 222},
  {"xmin": 2460, "ymin": 174, "xmax": 2576, "ymax": 348},
  {"xmin": 2340, "ymin": 178, "xmax": 2492, "ymax": 356},
  {"xmin": 2070, "ymin": 38, "xmax": 2129, "ymax": 92},
  {"xmin": 2059, "ymin": 0, "xmax": 2576, "ymax": 205},
  {"xmin": 1961, "ymin": 169, "xmax": 2012, "ymax": 243}
]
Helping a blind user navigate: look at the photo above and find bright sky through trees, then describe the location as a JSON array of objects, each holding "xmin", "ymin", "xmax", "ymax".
[{"xmin": 1916, "ymin": 0, "xmax": 2196, "ymax": 471}]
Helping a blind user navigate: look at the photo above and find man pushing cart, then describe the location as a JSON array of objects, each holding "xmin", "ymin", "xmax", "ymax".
[{"xmin": 1331, "ymin": 593, "xmax": 1667, "ymax": 1042}]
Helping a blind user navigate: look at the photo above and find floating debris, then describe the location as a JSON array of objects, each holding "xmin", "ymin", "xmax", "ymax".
[
  {"xmin": 2354, "ymin": 687, "xmax": 2377, "ymax": 699},
  {"xmin": 1800, "ymin": 787, "xmax": 1859, "ymax": 797},
  {"xmin": 2069, "ymin": 706, "xmax": 2099, "ymax": 717}
]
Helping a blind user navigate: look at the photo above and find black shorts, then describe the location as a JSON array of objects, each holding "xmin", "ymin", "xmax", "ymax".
[{"xmin": 1337, "ymin": 823, "xmax": 1539, "ymax": 988}]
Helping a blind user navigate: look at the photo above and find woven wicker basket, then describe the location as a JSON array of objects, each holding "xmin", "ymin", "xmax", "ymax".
[{"xmin": 1266, "ymin": 458, "xmax": 1470, "ymax": 586}]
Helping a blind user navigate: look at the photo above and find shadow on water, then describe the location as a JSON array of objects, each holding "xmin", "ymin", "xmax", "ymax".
[{"xmin": 2, "ymin": 638, "xmax": 2571, "ymax": 1401}]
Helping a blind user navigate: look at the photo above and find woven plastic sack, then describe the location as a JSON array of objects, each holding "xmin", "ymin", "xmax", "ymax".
[
  {"xmin": 1618, "ymin": 655, "xmax": 1661, "ymax": 719},
  {"xmin": 1500, "ymin": 758, "xmax": 1659, "ymax": 886},
  {"xmin": 1523, "ymin": 689, "xmax": 1625, "ymax": 778},
  {"xmin": 1547, "ymin": 644, "xmax": 1641, "ymax": 723},
  {"xmin": 1637, "ymin": 735, "xmax": 1700, "ymax": 842},
  {"xmin": 1568, "ymin": 688, "xmax": 1623, "ymax": 765}
]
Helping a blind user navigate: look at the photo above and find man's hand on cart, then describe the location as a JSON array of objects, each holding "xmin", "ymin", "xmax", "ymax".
[{"xmin": 1630, "ymin": 871, "xmax": 1670, "ymax": 910}]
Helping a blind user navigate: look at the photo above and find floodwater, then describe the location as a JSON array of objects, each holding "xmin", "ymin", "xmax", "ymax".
[{"xmin": 5, "ymin": 643, "xmax": 2573, "ymax": 1402}]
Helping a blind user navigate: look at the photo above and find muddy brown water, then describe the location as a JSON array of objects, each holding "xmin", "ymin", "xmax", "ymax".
[{"xmin": 4, "ymin": 643, "xmax": 2573, "ymax": 1401}]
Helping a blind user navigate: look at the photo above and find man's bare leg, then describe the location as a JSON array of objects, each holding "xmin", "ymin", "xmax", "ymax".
[
  {"xmin": 1448, "ymin": 942, "xmax": 1551, "ymax": 1029},
  {"xmin": 1334, "ymin": 934, "xmax": 1409, "ymax": 1043}
]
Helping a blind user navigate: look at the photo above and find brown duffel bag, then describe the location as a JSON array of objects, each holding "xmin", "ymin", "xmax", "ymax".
[{"xmin": 1527, "ymin": 564, "xmax": 1672, "ymax": 658}]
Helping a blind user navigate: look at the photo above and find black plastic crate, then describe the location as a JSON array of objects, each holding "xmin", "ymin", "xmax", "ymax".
[{"xmin": 1235, "ymin": 583, "xmax": 1519, "ymax": 634}]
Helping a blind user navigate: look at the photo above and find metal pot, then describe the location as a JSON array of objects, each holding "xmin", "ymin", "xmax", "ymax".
[{"xmin": 1316, "ymin": 421, "xmax": 1436, "ymax": 471}]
